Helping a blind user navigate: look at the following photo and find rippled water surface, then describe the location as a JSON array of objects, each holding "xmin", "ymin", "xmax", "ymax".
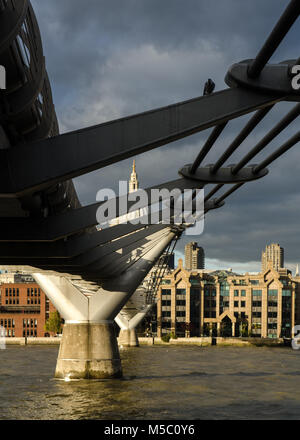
[{"xmin": 0, "ymin": 345, "xmax": 299, "ymax": 420}]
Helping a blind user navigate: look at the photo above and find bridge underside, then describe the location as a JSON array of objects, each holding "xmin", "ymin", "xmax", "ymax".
[{"xmin": 1, "ymin": 0, "xmax": 300, "ymax": 378}]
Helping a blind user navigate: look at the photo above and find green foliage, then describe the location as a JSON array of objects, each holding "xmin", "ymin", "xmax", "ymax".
[
  {"xmin": 44, "ymin": 311, "xmax": 62, "ymax": 334},
  {"xmin": 170, "ymin": 332, "xmax": 177, "ymax": 340},
  {"xmin": 161, "ymin": 334, "xmax": 171, "ymax": 343},
  {"xmin": 241, "ymin": 322, "xmax": 249, "ymax": 337}
]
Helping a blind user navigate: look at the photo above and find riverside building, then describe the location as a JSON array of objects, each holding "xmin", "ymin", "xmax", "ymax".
[
  {"xmin": 0, "ymin": 274, "xmax": 57, "ymax": 337},
  {"xmin": 157, "ymin": 259, "xmax": 299, "ymax": 339}
]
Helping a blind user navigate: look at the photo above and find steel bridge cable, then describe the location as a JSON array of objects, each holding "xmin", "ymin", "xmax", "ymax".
[
  {"xmin": 211, "ymin": 105, "xmax": 274, "ymax": 173},
  {"xmin": 253, "ymin": 131, "xmax": 300, "ymax": 174},
  {"xmin": 146, "ymin": 241, "xmax": 172, "ymax": 303},
  {"xmin": 248, "ymin": 0, "xmax": 300, "ymax": 78},
  {"xmin": 148, "ymin": 236, "xmax": 179, "ymax": 303},
  {"xmin": 149, "ymin": 236, "xmax": 179, "ymax": 302},
  {"xmin": 215, "ymin": 133, "xmax": 300, "ymax": 209},
  {"xmin": 189, "ymin": 122, "xmax": 228, "ymax": 174},
  {"xmin": 204, "ymin": 184, "xmax": 224, "ymax": 203},
  {"xmin": 215, "ymin": 183, "xmax": 245, "ymax": 205},
  {"xmin": 232, "ymin": 103, "xmax": 300, "ymax": 175}
]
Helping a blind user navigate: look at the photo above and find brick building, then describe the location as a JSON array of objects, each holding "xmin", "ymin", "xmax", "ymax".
[
  {"xmin": 0, "ymin": 274, "xmax": 57, "ymax": 337},
  {"xmin": 157, "ymin": 259, "xmax": 300, "ymax": 339}
]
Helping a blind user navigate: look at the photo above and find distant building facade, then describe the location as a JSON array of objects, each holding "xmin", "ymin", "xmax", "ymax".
[
  {"xmin": 262, "ymin": 243, "xmax": 284, "ymax": 272},
  {"xmin": 0, "ymin": 275, "xmax": 57, "ymax": 337},
  {"xmin": 184, "ymin": 242, "xmax": 205, "ymax": 270},
  {"xmin": 157, "ymin": 259, "xmax": 299, "ymax": 339}
]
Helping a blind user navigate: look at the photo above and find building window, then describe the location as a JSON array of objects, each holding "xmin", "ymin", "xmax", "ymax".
[
  {"xmin": 252, "ymin": 301, "xmax": 262, "ymax": 307},
  {"xmin": 220, "ymin": 282, "xmax": 230, "ymax": 297},
  {"xmin": 268, "ymin": 289, "xmax": 278, "ymax": 296},
  {"xmin": 250, "ymin": 280, "xmax": 259, "ymax": 285},
  {"xmin": 252, "ymin": 290, "xmax": 262, "ymax": 296},
  {"xmin": 234, "ymin": 301, "xmax": 239, "ymax": 308},
  {"xmin": 282, "ymin": 290, "xmax": 291, "ymax": 297},
  {"xmin": 234, "ymin": 290, "xmax": 239, "ymax": 297},
  {"xmin": 190, "ymin": 278, "xmax": 199, "ymax": 285},
  {"xmin": 241, "ymin": 290, "xmax": 246, "ymax": 297},
  {"xmin": 176, "ymin": 311, "xmax": 186, "ymax": 317},
  {"xmin": 176, "ymin": 289, "xmax": 186, "ymax": 295},
  {"xmin": 161, "ymin": 279, "xmax": 171, "ymax": 285},
  {"xmin": 241, "ymin": 301, "xmax": 246, "ymax": 308},
  {"xmin": 162, "ymin": 311, "xmax": 171, "ymax": 318},
  {"xmin": 161, "ymin": 289, "xmax": 171, "ymax": 295}
]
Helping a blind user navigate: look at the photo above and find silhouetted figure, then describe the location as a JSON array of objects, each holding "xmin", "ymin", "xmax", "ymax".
[{"xmin": 203, "ymin": 78, "xmax": 215, "ymax": 96}]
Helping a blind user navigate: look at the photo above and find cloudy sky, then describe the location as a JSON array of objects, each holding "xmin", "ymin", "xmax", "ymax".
[{"xmin": 31, "ymin": 0, "xmax": 300, "ymax": 274}]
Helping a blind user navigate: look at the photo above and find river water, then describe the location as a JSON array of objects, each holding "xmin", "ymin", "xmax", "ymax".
[{"xmin": 0, "ymin": 345, "xmax": 299, "ymax": 420}]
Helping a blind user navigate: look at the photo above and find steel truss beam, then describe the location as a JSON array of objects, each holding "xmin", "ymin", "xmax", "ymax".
[{"xmin": 0, "ymin": 88, "xmax": 283, "ymax": 196}]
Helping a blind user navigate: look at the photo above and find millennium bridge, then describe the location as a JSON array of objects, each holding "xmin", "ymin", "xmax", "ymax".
[{"xmin": 0, "ymin": 0, "xmax": 300, "ymax": 378}]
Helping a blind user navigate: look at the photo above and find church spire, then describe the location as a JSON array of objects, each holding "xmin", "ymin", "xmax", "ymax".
[{"xmin": 129, "ymin": 159, "xmax": 139, "ymax": 193}]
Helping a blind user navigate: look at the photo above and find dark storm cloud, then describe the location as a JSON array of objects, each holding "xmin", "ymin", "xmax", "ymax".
[{"xmin": 30, "ymin": 0, "xmax": 300, "ymax": 270}]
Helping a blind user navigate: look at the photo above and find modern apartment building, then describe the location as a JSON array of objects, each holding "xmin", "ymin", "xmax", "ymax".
[
  {"xmin": 262, "ymin": 243, "xmax": 284, "ymax": 272},
  {"xmin": 157, "ymin": 259, "xmax": 299, "ymax": 339},
  {"xmin": 184, "ymin": 242, "xmax": 205, "ymax": 270}
]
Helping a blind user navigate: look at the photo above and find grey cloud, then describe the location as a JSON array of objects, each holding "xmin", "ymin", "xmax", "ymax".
[{"xmin": 29, "ymin": 0, "xmax": 300, "ymax": 269}]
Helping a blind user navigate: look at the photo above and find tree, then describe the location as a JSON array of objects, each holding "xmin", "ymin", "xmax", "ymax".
[{"xmin": 45, "ymin": 311, "xmax": 62, "ymax": 334}]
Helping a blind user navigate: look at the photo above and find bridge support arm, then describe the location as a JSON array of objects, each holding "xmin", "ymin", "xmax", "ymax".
[
  {"xmin": 116, "ymin": 305, "xmax": 153, "ymax": 347},
  {"xmin": 32, "ymin": 229, "xmax": 175, "ymax": 379}
]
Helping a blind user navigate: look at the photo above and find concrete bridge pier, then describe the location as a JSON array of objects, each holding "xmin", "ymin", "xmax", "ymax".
[
  {"xmin": 32, "ymin": 274, "xmax": 122, "ymax": 379},
  {"xmin": 116, "ymin": 305, "xmax": 153, "ymax": 347},
  {"xmin": 118, "ymin": 328, "xmax": 139, "ymax": 347},
  {"xmin": 33, "ymin": 229, "xmax": 175, "ymax": 379}
]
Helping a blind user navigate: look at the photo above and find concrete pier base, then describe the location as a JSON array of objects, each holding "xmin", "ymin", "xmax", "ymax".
[
  {"xmin": 55, "ymin": 323, "xmax": 122, "ymax": 379},
  {"xmin": 118, "ymin": 328, "xmax": 139, "ymax": 347}
]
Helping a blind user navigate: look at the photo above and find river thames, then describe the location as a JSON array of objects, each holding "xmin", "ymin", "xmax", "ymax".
[{"xmin": 0, "ymin": 345, "xmax": 299, "ymax": 420}]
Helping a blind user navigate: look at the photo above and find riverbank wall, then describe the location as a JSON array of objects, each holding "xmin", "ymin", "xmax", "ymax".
[
  {"xmin": 4, "ymin": 336, "xmax": 287, "ymax": 347},
  {"xmin": 137, "ymin": 336, "xmax": 286, "ymax": 347}
]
